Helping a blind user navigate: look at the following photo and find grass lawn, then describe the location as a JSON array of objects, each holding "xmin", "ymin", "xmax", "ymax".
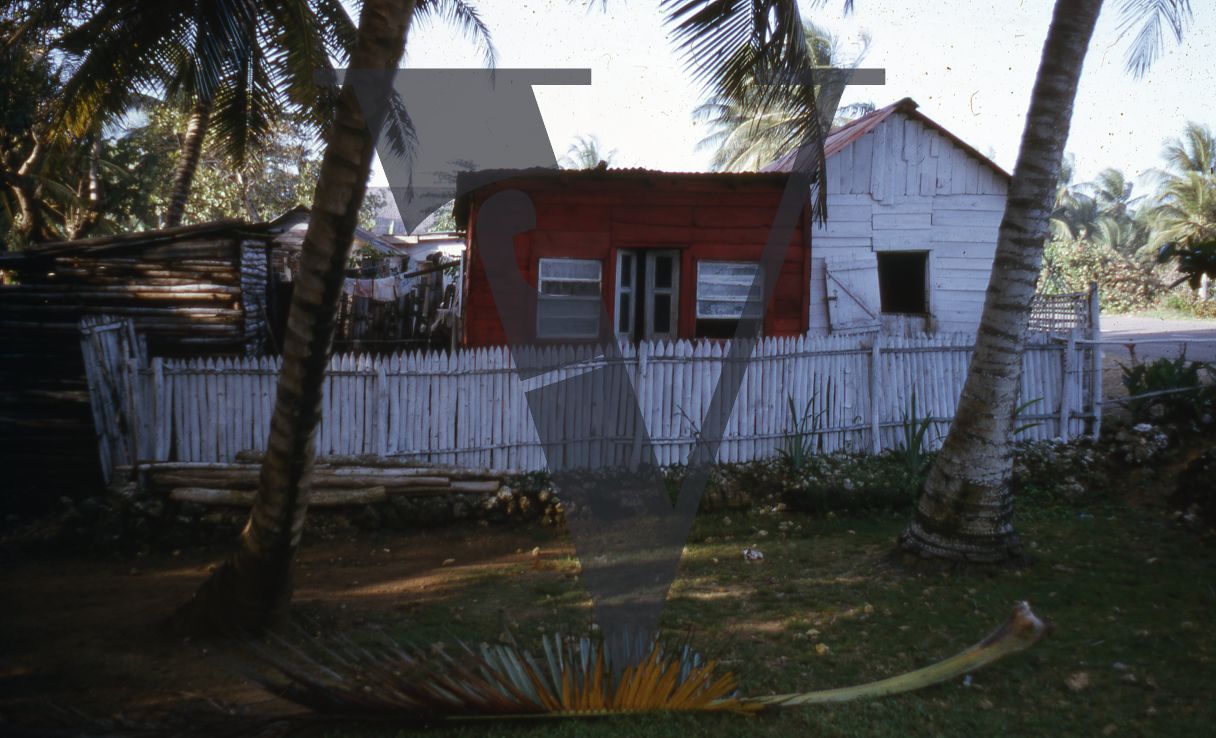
[
  {"xmin": 314, "ymin": 499, "xmax": 1215, "ymax": 738},
  {"xmin": 3, "ymin": 441, "xmax": 1214, "ymax": 737}
]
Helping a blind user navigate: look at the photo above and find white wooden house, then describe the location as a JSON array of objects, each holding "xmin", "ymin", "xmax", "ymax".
[{"xmin": 765, "ymin": 97, "xmax": 1010, "ymax": 336}]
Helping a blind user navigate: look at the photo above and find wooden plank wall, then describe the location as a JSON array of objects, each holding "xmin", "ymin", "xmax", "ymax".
[
  {"xmin": 1, "ymin": 237, "xmax": 252, "ymax": 354},
  {"xmin": 0, "ymin": 235, "xmax": 266, "ymax": 504},
  {"xmin": 462, "ymin": 177, "xmax": 808, "ymax": 346},
  {"xmin": 811, "ymin": 114, "xmax": 1009, "ymax": 335},
  {"xmin": 96, "ymin": 332, "xmax": 1093, "ymax": 472}
]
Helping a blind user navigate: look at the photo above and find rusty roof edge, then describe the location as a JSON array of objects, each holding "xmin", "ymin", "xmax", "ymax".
[{"xmin": 452, "ymin": 167, "xmax": 795, "ymax": 230}]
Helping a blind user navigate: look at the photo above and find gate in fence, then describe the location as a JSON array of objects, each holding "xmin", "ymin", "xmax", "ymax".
[
  {"xmin": 79, "ymin": 317, "xmax": 148, "ymax": 482},
  {"xmin": 81, "ymin": 318, "xmax": 1102, "ymax": 482}
]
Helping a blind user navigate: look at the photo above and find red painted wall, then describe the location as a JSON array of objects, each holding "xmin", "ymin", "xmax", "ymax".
[{"xmin": 461, "ymin": 173, "xmax": 809, "ymax": 347}]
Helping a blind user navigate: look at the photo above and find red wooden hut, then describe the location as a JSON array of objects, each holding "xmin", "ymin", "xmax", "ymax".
[{"xmin": 453, "ymin": 168, "xmax": 810, "ymax": 346}]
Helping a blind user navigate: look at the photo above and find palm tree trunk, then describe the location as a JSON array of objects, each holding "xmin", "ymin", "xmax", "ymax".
[
  {"xmin": 173, "ymin": 0, "xmax": 418, "ymax": 636},
  {"xmin": 162, "ymin": 100, "xmax": 212, "ymax": 228},
  {"xmin": 900, "ymin": 0, "xmax": 1104, "ymax": 563},
  {"xmin": 68, "ymin": 135, "xmax": 104, "ymax": 240}
]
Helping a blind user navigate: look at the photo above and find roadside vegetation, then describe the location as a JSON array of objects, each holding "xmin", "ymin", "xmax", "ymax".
[{"xmin": 1042, "ymin": 124, "xmax": 1216, "ymax": 318}]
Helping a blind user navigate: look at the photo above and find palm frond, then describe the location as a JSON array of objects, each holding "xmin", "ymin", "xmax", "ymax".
[
  {"xmin": 54, "ymin": 3, "xmax": 194, "ymax": 136},
  {"xmin": 243, "ymin": 603, "xmax": 1047, "ymax": 722},
  {"xmin": 248, "ymin": 629, "xmax": 755, "ymax": 718},
  {"xmin": 209, "ymin": 31, "xmax": 282, "ymax": 166},
  {"xmin": 1117, "ymin": 0, "xmax": 1193, "ymax": 78},
  {"xmin": 1161, "ymin": 122, "xmax": 1216, "ymax": 176},
  {"xmin": 416, "ymin": 0, "xmax": 497, "ymax": 70},
  {"xmin": 261, "ymin": 0, "xmax": 343, "ymax": 139},
  {"xmin": 685, "ymin": 14, "xmax": 868, "ymax": 181},
  {"xmin": 663, "ymin": 0, "xmax": 828, "ymax": 219}
]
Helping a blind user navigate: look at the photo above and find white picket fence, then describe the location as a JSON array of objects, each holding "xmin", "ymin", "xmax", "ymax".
[{"xmin": 81, "ymin": 321, "xmax": 1101, "ymax": 480}]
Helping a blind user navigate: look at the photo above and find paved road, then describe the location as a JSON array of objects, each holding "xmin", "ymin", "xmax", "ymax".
[
  {"xmin": 1099, "ymin": 315, "xmax": 1216, "ymax": 363},
  {"xmin": 1096, "ymin": 314, "xmax": 1216, "ymax": 405}
]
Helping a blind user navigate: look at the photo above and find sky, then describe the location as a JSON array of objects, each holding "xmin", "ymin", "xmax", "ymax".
[{"xmin": 376, "ymin": 0, "xmax": 1215, "ymax": 194}]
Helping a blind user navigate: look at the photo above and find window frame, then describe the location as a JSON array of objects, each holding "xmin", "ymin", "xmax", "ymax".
[
  {"xmin": 613, "ymin": 250, "xmax": 636, "ymax": 341},
  {"xmin": 694, "ymin": 259, "xmax": 762, "ymax": 338},
  {"xmin": 644, "ymin": 250, "xmax": 680, "ymax": 341},
  {"xmin": 613, "ymin": 249, "xmax": 681, "ymax": 342},
  {"xmin": 536, "ymin": 257, "xmax": 603, "ymax": 339},
  {"xmin": 875, "ymin": 251, "xmax": 930, "ymax": 316}
]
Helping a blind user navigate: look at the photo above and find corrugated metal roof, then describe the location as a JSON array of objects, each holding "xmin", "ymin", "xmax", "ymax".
[
  {"xmin": 456, "ymin": 165, "xmax": 791, "ymax": 188},
  {"xmin": 453, "ymin": 166, "xmax": 793, "ymax": 228},
  {"xmin": 762, "ymin": 97, "xmax": 1011, "ymax": 181}
]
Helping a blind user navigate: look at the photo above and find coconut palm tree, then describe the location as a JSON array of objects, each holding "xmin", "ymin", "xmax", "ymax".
[
  {"xmin": 559, "ymin": 134, "xmax": 617, "ymax": 169},
  {"xmin": 900, "ymin": 0, "xmax": 1193, "ymax": 563},
  {"xmin": 1050, "ymin": 154, "xmax": 1085, "ymax": 240},
  {"xmin": 173, "ymin": 0, "xmax": 422, "ymax": 635},
  {"xmin": 692, "ymin": 20, "xmax": 870, "ymax": 171},
  {"xmin": 1150, "ymin": 123, "xmax": 1216, "ymax": 247},
  {"xmin": 667, "ymin": 0, "xmax": 835, "ymax": 205},
  {"xmin": 176, "ymin": 0, "xmax": 833, "ymax": 634},
  {"xmin": 1152, "ymin": 173, "xmax": 1216, "ymax": 249},
  {"xmin": 1091, "ymin": 167, "xmax": 1139, "ymax": 219},
  {"xmin": 1093, "ymin": 212, "xmax": 1151, "ymax": 256},
  {"xmin": 49, "ymin": 0, "xmax": 491, "ymax": 227},
  {"xmin": 1053, "ymin": 191, "xmax": 1102, "ymax": 242},
  {"xmin": 1150, "ymin": 124, "xmax": 1216, "ymax": 295},
  {"xmin": 1082, "ymin": 167, "xmax": 1151, "ymax": 256}
]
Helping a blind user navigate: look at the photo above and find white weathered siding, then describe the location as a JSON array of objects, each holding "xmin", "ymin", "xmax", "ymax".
[{"xmin": 811, "ymin": 113, "xmax": 1008, "ymax": 335}]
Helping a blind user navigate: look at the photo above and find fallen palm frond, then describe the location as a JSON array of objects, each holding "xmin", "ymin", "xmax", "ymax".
[
  {"xmin": 753, "ymin": 600, "xmax": 1049, "ymax": 706},
  {"xmin": 243, "ymin": 601, "xmax": 1048, "ymax": 721}
]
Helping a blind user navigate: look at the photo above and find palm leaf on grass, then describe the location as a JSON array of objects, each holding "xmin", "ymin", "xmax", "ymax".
[{"xmin": 243, "ymin": 602, "xmax": 1047, "ymax": 721}]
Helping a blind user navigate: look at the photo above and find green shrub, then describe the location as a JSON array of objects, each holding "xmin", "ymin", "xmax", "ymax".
[
  {"xmin": 776, "ymin": 451, "xmax": 928, "ymax": 516},
  {"xmin": 1120, "ymin": 356, "xmax": 1216, "ymax": 425},
  {"xmin": 1011, "ymin": 439, "xmax": 1105, "ymax": 505},
  {"xmin": 1042, "ymin": 239, "xmax": 1164, "ymax": 313},
  {"xmin": 1157, "ymin": 289, "xmax": 1216, "ymax": 319},
  {"xmin": 777, "ymin": 393, "xmax": 826, "ymax": 472}
]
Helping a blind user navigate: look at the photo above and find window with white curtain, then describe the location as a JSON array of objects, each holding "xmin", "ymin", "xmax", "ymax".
[
  {"xmin": 537, "ymin": 258, "xmax": 602, "ymax": 338},
  {"xmin": 695, "ymin": 260, "xmax": 759, "ymax": 337}
]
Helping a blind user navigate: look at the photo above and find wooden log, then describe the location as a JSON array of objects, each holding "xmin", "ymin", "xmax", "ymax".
[
  {"xmin": 312, "ymin": 475, "xmax": 452, "ymax": 488},
  {"xmin": 44, "ymin": 266, "xmax": 238, "ymax": 279},
  {"xmin": 450, "ymin": 480, "xmax": 501, "ymax": 493},
  {"xmin": 0, "ymin": 283, "xmax": 241, "ymax": 295},
  {"xmin": 149, "ymin": 470, "xmax": 458, "ymax": 491},
  {"xmin": 320, "ymin": 465, "xmax": 494, "ymax": 479},
  {"xmin": 169, "ymin": 486, "xmax": 388, "ymax": 506}
]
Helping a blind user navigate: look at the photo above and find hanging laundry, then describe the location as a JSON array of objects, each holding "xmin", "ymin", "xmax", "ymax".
[
  {"xmin": 373, "ymin": 275, "xmax": 396, "ymax": 301},
  {"xmin": 396, "ymin": 273, "xmax": 418, "ymax": 298},
  {"xmin": 350, "ymin": 279, "xmax": 373, "ymax": 298}
]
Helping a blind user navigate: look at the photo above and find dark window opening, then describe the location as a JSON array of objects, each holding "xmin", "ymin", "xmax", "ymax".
[
  {"xmin": 876, "ymin": 252, "xmax": 928, "ymax": 314},
  {"xmin": 695, "ymin": 319, "xmax": 739, "ymax": 339},
  {"xmin": 615, "ymin": 249, "xmax": 679, "ymax": 342}
]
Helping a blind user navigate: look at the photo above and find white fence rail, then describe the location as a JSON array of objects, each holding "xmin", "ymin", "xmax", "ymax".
[{"xmin": 81, "ymin": 322, "xmax": 1100, "ymax": 479}]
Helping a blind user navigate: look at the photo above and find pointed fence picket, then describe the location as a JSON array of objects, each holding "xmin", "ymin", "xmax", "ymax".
[{"xmin": 84, "ymin": 327, "xmax": 1098, "ymax": 473}]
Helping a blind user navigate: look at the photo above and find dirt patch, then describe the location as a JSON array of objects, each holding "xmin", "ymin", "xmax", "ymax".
[
  {"xmin": 0, "ymin": 523, "xmax": 572, "ymax": 729},
  {"xmin": 4, "ymin": 430, "xmax": 1216, "ymax": 734}
]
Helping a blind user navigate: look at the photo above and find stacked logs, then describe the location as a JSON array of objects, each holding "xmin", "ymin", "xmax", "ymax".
[
  {"xmin": 0, "ymin": 222, "xmax": 282, "ymax": 507},
  {"xmin": 0, "ymin": 252, "xmax": 248, "ymax": 354},
  {"xmin": 137, "ymin": 455, "xmax": 507, "ymax": 507}
]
